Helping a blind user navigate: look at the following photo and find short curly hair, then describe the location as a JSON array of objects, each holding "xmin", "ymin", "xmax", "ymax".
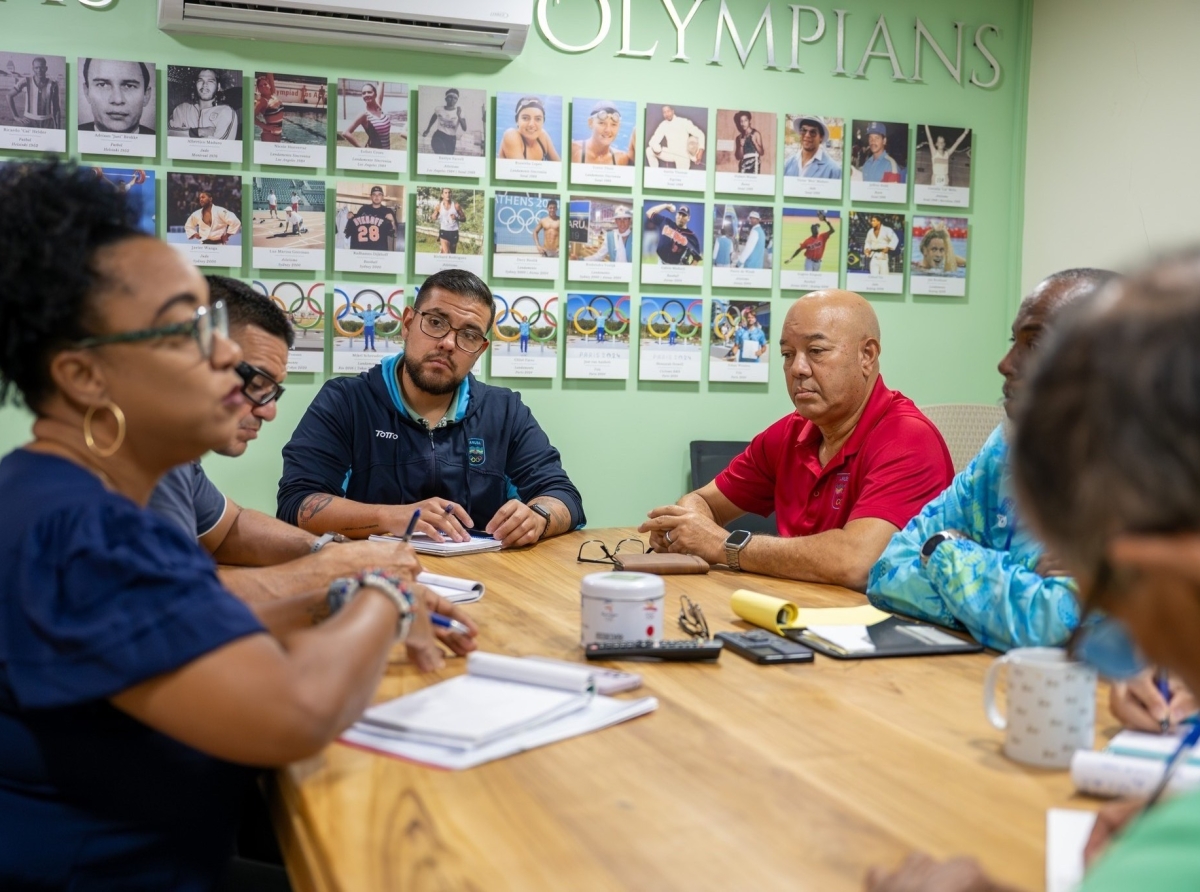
[{"xmin": 0, "ymin": 160, "xmax": 143, "ymax": 410}]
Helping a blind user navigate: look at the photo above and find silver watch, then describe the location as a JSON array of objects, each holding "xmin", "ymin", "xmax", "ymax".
[
  {"xmin": 358, "ymin": 572, "xmax": 415, "ymax": 642},
  {"xmin": 724, "ymin": 530, "xmax": 752, "ymax": 571}
]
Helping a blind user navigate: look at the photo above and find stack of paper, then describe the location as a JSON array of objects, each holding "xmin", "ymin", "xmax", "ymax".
[
  {"xmin": 1071, "ymin": 729, "xmax": 1200, "ymax": 798},
  {"xmin": 370, "ymin": 532, "xmax": 501, "ymax": 556},
  {"xmin": 342, "ymin": 652, "xmax": 657, "ymax": 770},
  {"xmin": 1046, "ymin": 809, "xmax": 1097, "ymax": 892},
  {"xmin": 416, "ymin": 571, "xmax": 484, "ymax": 604}
]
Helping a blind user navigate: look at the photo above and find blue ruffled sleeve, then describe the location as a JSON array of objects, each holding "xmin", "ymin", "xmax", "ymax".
[{"xmin": 3, "ymin": 498, "xmax": 264, "ymax": 709}]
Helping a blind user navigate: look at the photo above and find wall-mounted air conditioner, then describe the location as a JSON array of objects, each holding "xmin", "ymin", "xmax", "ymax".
[{"xmin": 157, "ymin": 0, "xmax": 530, "ymax": 59}]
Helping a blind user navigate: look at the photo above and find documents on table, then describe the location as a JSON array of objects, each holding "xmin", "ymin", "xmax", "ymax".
[
  {"xmin": 342, "ymin": 652, "xmax": 657, "ymax": 769},
  {"xmin": 731, "ymin": 588, "xmax": 890, "ymax": 634},
  {"xmin": 1046, "ymin": 808, "xmax": 1097, "ymax": 892},
  {"xmin": 370, "ymin": 532, "xmax": 502, "ymax": 556},
  {"xmin": 416, "ymin": 571, "xmax": 484, "ymax": 604},
  {"xmin": 1071, "ymin": 729, "xmax": 1200, "ymax": 798}
]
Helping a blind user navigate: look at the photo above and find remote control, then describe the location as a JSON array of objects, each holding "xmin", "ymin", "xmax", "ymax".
[{"xmin": 584, "ymin": 639, "xmax": 724, "ymax": 662}]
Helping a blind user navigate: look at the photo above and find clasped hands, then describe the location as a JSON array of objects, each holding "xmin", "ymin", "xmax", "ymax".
[
  {"xmin": 384, "ymin": 497, "xmax": 547, "ymax": 548},
  {"xmin": 638, "ymin": 505, "xmax": 726, "ymax": 565}
]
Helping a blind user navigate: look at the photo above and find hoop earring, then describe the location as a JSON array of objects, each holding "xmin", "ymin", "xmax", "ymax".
[{"xmin": 83, "ymin": 402, "xmax": 126, "ymax": 459}]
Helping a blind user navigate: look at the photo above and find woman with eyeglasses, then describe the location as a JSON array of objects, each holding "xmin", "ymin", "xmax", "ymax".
[
  {"xmin": 865, "ymin": 253, "xmax": 1200, "ymax": 891},
  {"xmin": 0, "ymin": 162, "xmax": 445, "ymax": 890}
]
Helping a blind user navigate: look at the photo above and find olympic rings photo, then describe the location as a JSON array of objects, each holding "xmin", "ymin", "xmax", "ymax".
[
  {"xmin": 250, "ymin": 279, "xmax": 325, "ymax": 369},
  {"xmin": 489, "ymin": 291, "xmax": 561, "ymax": 377}
]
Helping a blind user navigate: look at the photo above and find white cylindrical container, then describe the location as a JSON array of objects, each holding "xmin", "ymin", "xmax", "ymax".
[{"xmin": 580, "ymin": 572, "xmax": 666, "ymax": 646}]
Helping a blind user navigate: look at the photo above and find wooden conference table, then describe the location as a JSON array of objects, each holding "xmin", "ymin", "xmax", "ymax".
[{"xmin": 272, "ymin": 528, "xmax": 1111, "ymax": 892}]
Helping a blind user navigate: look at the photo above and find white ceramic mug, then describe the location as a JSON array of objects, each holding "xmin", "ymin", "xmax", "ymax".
[{"xmin": 982, "ymin": 647, "xmax": 1097, "ymax": 769}]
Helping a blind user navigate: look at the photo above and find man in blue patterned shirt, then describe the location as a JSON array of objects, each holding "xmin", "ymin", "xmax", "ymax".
[{"xmin": 866, "ymin": 268, "xmax": 1117, "ymax": 651}]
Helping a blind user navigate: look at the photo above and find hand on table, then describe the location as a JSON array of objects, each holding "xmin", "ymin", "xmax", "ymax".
[
  {"xmin": 380, "ymin": 499, "xmax": 473, "ymax": 543},
  {"xmin": 1109, "ymin": 668, "xmax": 1197, "ymax": 732},
  {"xmin": 1084, "ymin": 798, "xmax": 1145, "ymax": 868},
  {"xmin": 864, "ymin": 853, "xmax": 1020, "ymax": 892},
  {"xmin": 397, "ymin": 582, "xmax": 443, "ymax": 672},
  {"xmin": 485, "ymin": 499, "xmax": 547, "ymax": 548},
  {"xmin": 638, "ymin": 505, "xmax": 724, "ymax": 565},
  {"xmin": 420, "ymin": 588, "xmax": 479, "ymax": 657}
]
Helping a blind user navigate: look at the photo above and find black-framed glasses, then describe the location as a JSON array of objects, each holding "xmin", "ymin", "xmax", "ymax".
[
  {"xmin": 415, "ymin": 309, "xmax": 488, "ymax": 355},
  {"xmin": 679, "ymin": 595, "xmax": 709, "ymax": 640},
  {"xmin": 236, "ymin": 361, "xmax": 285, "ymax": 407},
  {"xmin": 76, "ymin": 300, "xmax": 228, "ymax": 360},
  {"xmin": 576, "ymin": 537, "xmax": 646, "ymax": 565}
]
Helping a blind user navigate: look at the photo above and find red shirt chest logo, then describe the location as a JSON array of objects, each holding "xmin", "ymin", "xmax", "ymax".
[{"xmin": 832, "ymin": 472, "xmax": 851, "ymax": 509}]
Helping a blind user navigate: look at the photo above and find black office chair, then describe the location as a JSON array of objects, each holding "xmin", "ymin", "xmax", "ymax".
[{"xmin": 688, "ymin": 440, "xmax": 778, "ymax": 535}]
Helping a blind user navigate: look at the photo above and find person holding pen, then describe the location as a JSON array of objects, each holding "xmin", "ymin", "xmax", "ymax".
[
  {"xmin": 0, "ymin": 162, "xmax": 465, "ymax": 889},
  {"xmin": 865, "ymin": 251, "xmax": 1200, "ymax": 892},
  {"xmin": 278, "ymin": 268, "xmax": 585, "ymax": 549}
]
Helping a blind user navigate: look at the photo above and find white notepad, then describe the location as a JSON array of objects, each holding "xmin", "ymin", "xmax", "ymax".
[
  {"xmin": 416, "ymin": 571, "xmax": 484, "ymax": 604},
  {"xmin": 1046, "ymin": 808, "xmax": 1096, "ymax": 892},
  {"xmin": 370, "ymin": 532, "xmax": 502, "ymax": 556},
  {"xmin": 356, "ymin": 652, "xmax": 596, "ymax": 750},
  {"xmin": 1070, "ymin": 729, "xmax": 1200, "ymax": 798}
]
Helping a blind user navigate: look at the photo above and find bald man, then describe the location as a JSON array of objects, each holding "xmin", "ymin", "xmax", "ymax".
[{"xmin": 640, "ymin": 290, "xmax": 952, "ymax": 589}]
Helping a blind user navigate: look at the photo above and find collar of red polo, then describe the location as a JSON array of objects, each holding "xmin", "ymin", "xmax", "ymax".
[{"xmin": 795, "ymin": 375, "xmax": 894, "ymax": 475}]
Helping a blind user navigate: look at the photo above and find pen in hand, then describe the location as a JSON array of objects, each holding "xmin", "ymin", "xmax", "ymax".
[
  {"xmin": 1144, "ymin": 720, "xmax": 1200, "ymax": 810},
  {"xmin": 431, "ymin": 613, "xmax": 472, "ymax": 636},
  {"xmin": 1156, "ymin": 667, "xmax": 1173, "ymax": 734},
  {"xmin": 401, "ymin": 509, "xmax": 421, "ymax": 543}
]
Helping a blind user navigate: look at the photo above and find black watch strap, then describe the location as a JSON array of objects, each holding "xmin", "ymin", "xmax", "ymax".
[{"xmin": 529, "ymin": 503, "xmax": 552, "ymax": 537}]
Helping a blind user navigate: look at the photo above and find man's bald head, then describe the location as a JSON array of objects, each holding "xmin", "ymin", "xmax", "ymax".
[
  {"xmin": 787, "ymin": 289, "xmax": 881, "ymax": 348},
  {"xmin": 780, "ymin": 290, "xmax": 883, "ymax": 430}
]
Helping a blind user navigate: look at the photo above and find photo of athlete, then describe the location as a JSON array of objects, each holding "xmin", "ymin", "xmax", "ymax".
[
  {"xmin": 424, "ymin": 88, "xmax": 465, "ymax": 154},
  {"xmin": 167, "ymin": 66, "xmax": 240, "ymax": 140},
  {"xmin": 643, "ymin": 202, "xmax": 703, "ymax": 265},
  {"xmin": 498, "ymin": 94, "xmax": 561, "ymax": 162},
  {"xmin": 253, "ymin": 73, "xmax": 284, "ymax": 143},
  {"xmin": 783, "ymin": 115, "xmax": 842, "ymax": 179},
  {"xmin": 78, "ymin": 58, "xmax": 155, "ymax": 134},
  {"xmin": 0, "ymin": 53, "xmax": 63, "ymax": 131},
  {"xmin": 851, "ymin": 120, "xmax": 908, "ymax": 183},
  {"xmin": 94, "ymin": 167, "xmax": 155, "ymax": 234},
  {"xmin": 533, "ymin": 199, "xmax": 560, "ymax": 257},
  {"xmin": 919, "ymin": 125, "xmax": 969, "ymax": 186},
  {"xmin": 434, "ymin": 187, "xmax": 465, "ymax": 253},
  {"xmin": 786, "ymin": 210, "xmax": 835, "ymax": 271},
  {"xmin": 166, "ymin": 173, "xmax": 242, "ymax": 264},
  {"xmin": 253, "ymin": 72, "xmax": 327, "ymax": 149},
  {"xmin": 914, "ymin": 124, "xmax": 972, "ymax": 205},
  {"xmin": 417, "ymin": 85, "xmax": 486, "ymax": 159},
  {"xmin": 587, "ymin": 206, "xmax": 634, "ymax": 263},
  {"xmin": 267, "ymin": 189, "xmax": 278, "ymax": 219},
  {"xmin": 571, "ymin": 98, "xmax": 635, "ymax": 166},
  {"xmin": 647, "ymin": 103, "xmax": 706, "ymax": 170},
  {"xmin": 338, "ymin": 80, "xmax": 407, "ymax": 151},
  {"xmin": 715, "ymin": 109, "xmax": 775, "ymax": 177},
  {"xmin": 338, "ymin": 185, "xmax": 400, "ymax": 252},
  {"xmin": 911, "ymin": 217, "xmax": 968, "ymax": 276},
  {"xmin": 863, "ymin": 215, "xmax": 898, "ymax": 273}
]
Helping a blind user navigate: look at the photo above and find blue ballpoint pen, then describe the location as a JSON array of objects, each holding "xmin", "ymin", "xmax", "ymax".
[
  {"xmin": 1144, "ymin": 720, "xmax": 1200, "ymax": 809},
  {"xmin": 431, "ymin": 613, "xmax": 472, "ymax": 636},
  {"xmin": 400, "ymin": 509, "xmax": 421, "ymax": 543},
  {"xmin": 1156, "ymin": 667, "xmax": 1173, "ymax": 734}
]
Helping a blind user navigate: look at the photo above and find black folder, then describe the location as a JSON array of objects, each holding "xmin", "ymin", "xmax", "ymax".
[{"xmin": 784, "ymin": 616, "xmax": 983, "ymax": 659}]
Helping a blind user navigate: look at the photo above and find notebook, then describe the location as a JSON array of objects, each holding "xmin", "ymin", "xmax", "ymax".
[
  {"xmin": 1070, "ymin": 729, "xmax": 1200, "ymax": 798},
  {"xmin": 370, "ymin": 532, "xmax": 502, "ymax": 556},
  {"xmin": 1046, "ymin": 808, "xmax": 1097, "ymax": 892},
  {"xmin": 731, "ymin": 589, "xmax": 982, "ymax": 658},
  {"xmin": 343, "ymin": 652, "xmax": 657, "ymax": 769},
  {"xmin": 417, "ymin": 571, "xmax": 484, "ymax": 604}
]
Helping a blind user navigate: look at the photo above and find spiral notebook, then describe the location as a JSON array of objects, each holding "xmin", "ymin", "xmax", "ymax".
[
  {"xmin": 370, "ymin": 532, "xmax": 501, "ymax": 556},
  {"xmin": 416, "ymin": 571, "xmax": 484, "ymax": 604},
  {"xmin": 343, "ymin": 652, "xmax": 657, "ymax": 769}
]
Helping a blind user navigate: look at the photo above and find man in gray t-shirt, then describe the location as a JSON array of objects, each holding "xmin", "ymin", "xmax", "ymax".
[{"xmin": 147, "ymin": 461, "xmax": 228, "ymax": 540}]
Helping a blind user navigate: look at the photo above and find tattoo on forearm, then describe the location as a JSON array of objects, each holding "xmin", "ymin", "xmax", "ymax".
[
  {"xmin": 297, "ymin": 493, "xmax": 333, "ymax": 527},
  {"xmin": 341, "ymin": 524, "xmax": 380, "ymax": 532}
]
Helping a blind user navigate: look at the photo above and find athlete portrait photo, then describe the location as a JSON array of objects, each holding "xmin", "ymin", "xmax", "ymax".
[
  {"xmin": 493, "ymin": 192, "xmax": 560, "ymax": 280},
  {"xmin": 646, "ymin": 103, "xmax": 707, "ymax": 171},
  {"xmin": 78, "ymin": 58, "xmax": 155, "ymax": 134},
  {"xmin": 418, "ymin": 85, "xmax": 486, "ymax": 157},
  {"xmin": 914, "ymin": 124, "xmax": 972, "ymax": 207},
  {"xmin": 335, "ymin": 183, "xmax": 403, "ymax": 253},
  {"xmin": 166, "ymin": 172, "xmax": 242, "ymax": 267},
  {"xmin": 337, "ymin": 79, "xmax": 406, "ymax": 151},
  {"xmin": 167, "ymin": 66, "xmax": 241, "ymax": 141},
  {"xmin": 715, "ymin": 109, "xmax": 775, "ymax": 175},
  {"xmin": 0, "ymin": 52, "xmax": 64, "ymax": 133},
  {"xmin": 846, "ymin": 210, "xmax": 906, "ymax": 294},
  {"xmin": 415, "ymin": 185, "xmax": 484, "ymax": 274},
  {"xmin": 642, "ymin": 200, "xmax": 705, "ymax": 287},
  {"xmin": 910, "ymin": 215, "xmax": 968, "ymax": 297}
]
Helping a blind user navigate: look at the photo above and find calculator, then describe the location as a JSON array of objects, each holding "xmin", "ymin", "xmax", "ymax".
[{"xmin": 716, "ymin": 629, "xmax": 815, "ymax": 664}]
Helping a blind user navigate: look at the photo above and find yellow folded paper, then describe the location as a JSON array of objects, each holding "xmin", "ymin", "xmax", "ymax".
[{"xmin": 731, "ymin": 589, "xmax": 891, "ymax": 634}]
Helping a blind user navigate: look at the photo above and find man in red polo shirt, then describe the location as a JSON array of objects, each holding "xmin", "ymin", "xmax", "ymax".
[{"xmin": 640, "ymin": 290, "xmax": 952, "ymax": 590}]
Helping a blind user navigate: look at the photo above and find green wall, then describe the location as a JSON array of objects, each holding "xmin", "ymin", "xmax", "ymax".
[{"xmin": 0, "ymin": 0, "xmax": 1031, "ymax": 528}]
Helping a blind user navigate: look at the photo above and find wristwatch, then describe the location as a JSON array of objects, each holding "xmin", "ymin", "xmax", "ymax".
[
  {"xmin": 920, "ymin": 530, "xmax": 967, "ymax": 567},
  {"xmin": 724, "ymin": 529, "xmax": 752, "ymax": 571},
  {"xmin": 529, "ymin": 503, "xmax": 552, "ymax": 538},
  {"xmin": 311, "ymin": 532, "xmax": 349, "ymax": 552}
]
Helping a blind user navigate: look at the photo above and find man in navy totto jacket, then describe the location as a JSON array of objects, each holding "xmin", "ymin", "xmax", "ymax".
[{"xmin": 278, "ymin": 269, "xmax": 585, "ymax": 548}]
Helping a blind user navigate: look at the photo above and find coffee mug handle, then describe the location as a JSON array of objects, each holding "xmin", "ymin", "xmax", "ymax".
[{"xmin": 983, "ymin": 655, "xmax": 1010, "ymax": 730}]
